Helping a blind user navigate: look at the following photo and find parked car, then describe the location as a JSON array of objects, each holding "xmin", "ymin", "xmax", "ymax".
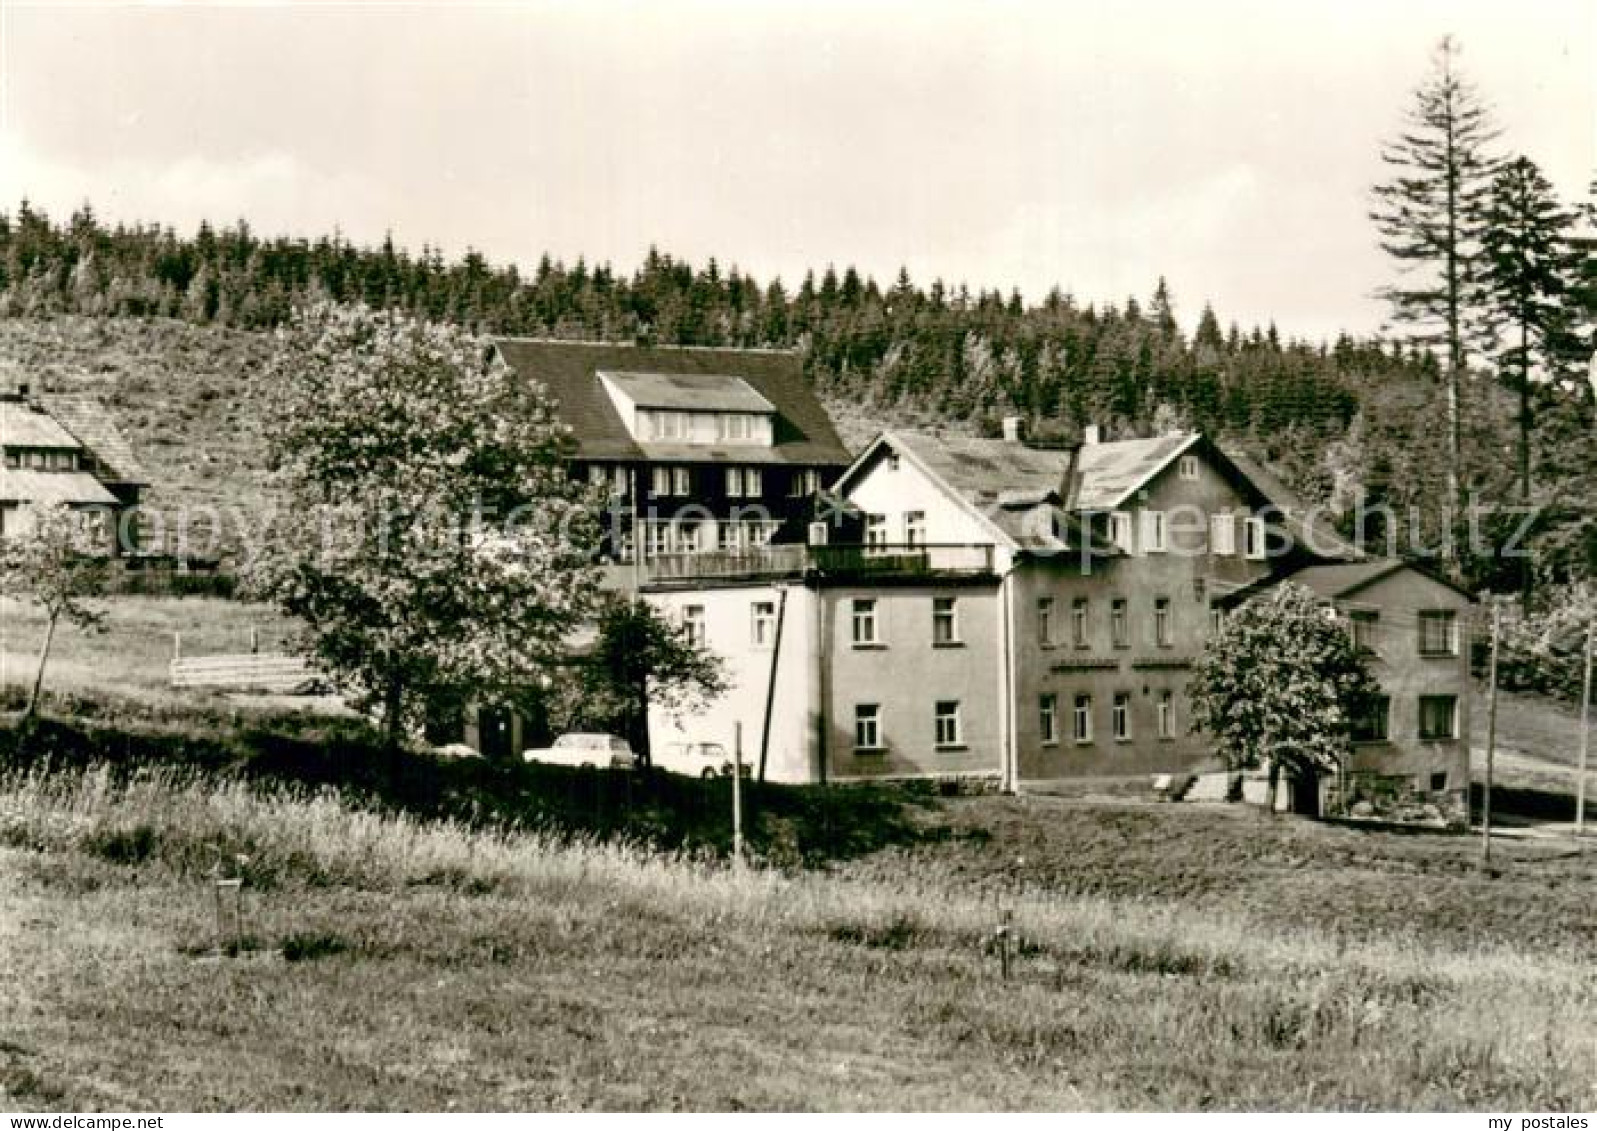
[
  {"xmin": 522, "ymin": 732, "xmax": 638, "ymax": 770},
  {"xmin": 654, "ymin": 740, "xmax": 747, "ymax": 779}
]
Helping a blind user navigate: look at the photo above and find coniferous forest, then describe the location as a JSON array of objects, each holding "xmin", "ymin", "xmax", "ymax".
[{"xmin": 0, "ymin": 193, "xmax": 1590, "ymax": 602}]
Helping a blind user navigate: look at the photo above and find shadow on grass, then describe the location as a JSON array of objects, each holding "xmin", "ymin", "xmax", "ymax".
[{"xmin": 0, "ymin": 713, "xmax": 933, "ymax": 868}]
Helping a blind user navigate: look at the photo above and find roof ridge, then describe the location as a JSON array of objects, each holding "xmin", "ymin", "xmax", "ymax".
[{"xmin": 494, "ymin": 336, "xmax": 800, "ymax": 357}]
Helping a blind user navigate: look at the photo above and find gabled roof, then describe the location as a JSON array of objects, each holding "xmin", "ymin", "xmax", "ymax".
[
  {"xmin": 597, "ymin": 369, "xmax": 775, "ymax": 414},
  {"xmin": 493, "ymin": 339, "xmax": 850, "ymax": 467},
  {"xmin": 34, "ymin": 394, "xmax": 149, "ymax": 485},
  {"xmin": 1217, "ymin": 558, "xmax": 1476, "ymax": 608},
  {"xmin": 0, "ymin": 469, "xmax": 118, "ymax": 506},
  {"xmin": 1070, "ymin": 432, "xmax": 1201, "ymax": 511},
  {"xmin": 1225, "ymin": 450, "xmax": 1363, "ymax": 561},
  {"xmin": 0, "ymin": 401, "xmax": 82, "ymax": 450},
  {"xmin": 836, "ymin": 430, "xmax": 1100, "ymax": 552}
]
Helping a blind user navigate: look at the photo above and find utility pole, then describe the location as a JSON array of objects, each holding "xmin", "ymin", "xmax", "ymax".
[
  {"xmin": 1482, "ymin": 601, "xmax": 1501, "ymax": 866},
  {"xmin": 1576, "ymin": 620, "xmax": 1594, "ymax": 844},
  {"xmin": 732, "ymin": 720, "xmax": 745, "ymax": 869}
]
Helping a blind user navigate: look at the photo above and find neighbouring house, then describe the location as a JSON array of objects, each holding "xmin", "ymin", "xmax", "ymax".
[
  {"xmin": 491, "ymin": 340, "xmax": 852, "ymax": 576},
  {"xmin": 1216, "ymin": 559, "xmax": 1475, "ymax": 808},
  {"xmin": 633, "ymin": 421, "xmax": 1473, "ymax": 809},
  {"xmin": 0, "ymin": 384, "xmax": 147, "ymax": 553}
]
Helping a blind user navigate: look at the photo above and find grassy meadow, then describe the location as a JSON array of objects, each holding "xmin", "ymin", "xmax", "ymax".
[
  {"xmin": 2, "ymin": 759, "xmax": 1596, "ymax": 1110},
  {"xmin": 2, "ymin": 594, "xmax": 1595, "ymax": 1110}
]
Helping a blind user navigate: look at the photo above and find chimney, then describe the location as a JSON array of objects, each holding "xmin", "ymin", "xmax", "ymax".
[
  {"xmin": 1082, "ymin": 423, "xmax": 1101, "ymax": 445},
  {"xmin": 1002, "ymin": 415, "xmax": 1025, "ymax": 444}
]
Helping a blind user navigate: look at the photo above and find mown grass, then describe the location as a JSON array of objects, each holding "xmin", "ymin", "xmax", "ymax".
[{"xmin": 1, "ymin": 763, "xmax": 1595, "ymax": 1111}]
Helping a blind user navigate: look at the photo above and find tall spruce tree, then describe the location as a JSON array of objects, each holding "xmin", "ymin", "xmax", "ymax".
[
  {"xmin": 1370, "ymin": 36, "xmax": 1500, "ymax": 523},
  {"xmin": 1473, "ymin": 157, "xmax": 1582, "ymax": 508}
]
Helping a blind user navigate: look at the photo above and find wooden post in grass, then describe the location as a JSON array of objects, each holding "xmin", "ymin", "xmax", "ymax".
[
  {"xmin": 1482, "ymin": 602, "xmax": 1501, "ymax": 866},
  {"xmin": 732, "ymin": 721, "xmax": 744, "ymax": 869},
  {"xmin": 997, "ymin": 909, "xmax": 1012, "ymax": 980},
  {"xmin": 1576, "ymin": 620, "xmax": 1594, "ymax": 845}
]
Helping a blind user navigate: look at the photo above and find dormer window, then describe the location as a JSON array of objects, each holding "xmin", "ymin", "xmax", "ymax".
[{"xmin": 598, "ymin": 370, "xmax": 776, "ymax": 449}]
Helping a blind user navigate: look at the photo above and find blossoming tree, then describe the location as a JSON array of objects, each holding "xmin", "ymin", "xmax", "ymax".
[{"xmin": 251, "ymin": 303, "xmax": 602, "ymax": 742}]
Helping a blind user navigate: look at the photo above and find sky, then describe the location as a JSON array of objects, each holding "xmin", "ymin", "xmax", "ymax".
[{"xmin": 0, "ymin": 0, "xmax": 1591, "ymax": 342}]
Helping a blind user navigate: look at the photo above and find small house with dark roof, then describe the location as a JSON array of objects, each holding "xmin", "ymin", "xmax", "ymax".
[
  {"xmin": 491, "ymin": 340, "xmax": 852, "ymax": 566},
  {"xmin": 0, "ymin": 386, "xmax": 145, "ymax": 552},
  {"xmin": 1217, "ymin": 558, "xmax": 1474, "ymax": 812}
]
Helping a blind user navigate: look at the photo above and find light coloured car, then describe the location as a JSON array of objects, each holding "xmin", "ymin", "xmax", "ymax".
[
  {"xmin": 654, "ymin": 740, "xmax": 747, "ymax": 779},
  {"xmin": 522, "ymin": 732, "xmax": 638, "ymax": 770}
]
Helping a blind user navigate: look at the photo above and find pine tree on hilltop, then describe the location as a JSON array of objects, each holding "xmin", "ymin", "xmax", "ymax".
[
  {"xmin": 1370, "ymin": 35, "xmax": 1501, "ymax": 524},
  {"xmin": 1472, "ymin": 155, "xmax": 1585, "ymax": 601}
]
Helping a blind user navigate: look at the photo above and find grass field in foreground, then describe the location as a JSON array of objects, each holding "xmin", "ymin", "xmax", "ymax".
[{"xmin": 2, "ymin": 765, "xmax": 1595, "ymax": 1112}]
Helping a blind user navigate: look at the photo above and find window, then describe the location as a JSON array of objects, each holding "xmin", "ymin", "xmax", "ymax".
[
  {"xmin": 2, "ymin": 452, "xmax": 16, "ymax": 469},
  {"xmin": 934, "ymin": 701, "xmax": 962, "ymax": 748},
  {"xmin": 904, "ymin": 510, "xmax": 925, "ymax": 548},
  {"xmin": 1430, "ymin": 772, "xmax": 1449, "ymax": 792},
  {"xmin": 644, "ymin": 522, "xmax": 673, "ymax": 557},
  {"xmin": 851, "ymin": 598, "xmax": 879, "ymax": 645},
  {"xmin": 1244, "ymin": 516, "xmax": 1267, "ymax": 560},
  {"xmin": 1072, "ymin": 598, "xmax": 1089, "ymax": 648},
  {"xmin": 719, "ymin": 413, "xmax": 753, "ymax": 442},
  {"xmin": 932, "ymin": 597, "xmax": 959, "ymax": 645},
  {"xmin": 1351, "ymin": 695, "xmax": 1390, "ymax": 743},
  {"xmin": 1109, "ymin": 511, "xmax": 1133, "ymax": 552},
  {"xmin": 1040, "ymin": 694, "xmax": 1059, "ymax": 745},
  {"xmin": 1153, "ymin": 597, "xmax": 1172, "ymax": 647},
  {"xmin": 587, "ymin": 464, "xmax": 608, "ymax": 488},
  {"xmin": 1112, "ymin": 692, "xmax": 1132, "ymax": 741},
  {"xmin": 725, "ymin": 467, "xmax": 761, "ymax": 498},
  {"xmin": 1179, "ymin": 455, "xmax": 1200, "ymax": 480},
  {"xmin": 1418, "ymin": 695, "xmax": 1459, "ymax": 740},
  {"xmin": 1073, "ymin": 695, "xmax": 1093, "ymax": 744},
  {"xmin": 1209, "ymin": 606, "xmax": 1225, "ymax": 635},
  {"xmin": 865, "ymin": 514, "xmax": 889, "ymax": 552},
  {"xmin": 1110, "ymin": 598, "xmax": 1129, "ymax": 648},
  {"xmin": 1210, "ymin": 512, "xmax": 1237, "ymax": 556},
  {"xmin": 650, "ymin": 411, "xmax": 688, "ymax": 441},
  {"xmin": 1349, "ymin": 610, "xmax": 1379, "ymax": 653},
  {"xmin": 651, "ymin": 467, "xmax": 690, "ymax": 497},
  {"xmin": 854, "ymin": 704, "xmax": 882, "ymax": 751},
  {"xmin": 751, "ymin": 601, "xmax": 776, "ymax": 647},
  {"xmin": 1418, "ymin": 611, "xmax": 1458, "ymax": 656},
  {"xmin": 1037, "ymin": 597, "xmax": 1056, "ymax": 647},
  {"xmin": 789, "ymin": 469, "xmax": 821, "ymax": 497},
  {"xmin": 1141, "ymin": 510, "xmax": 1168, "ymax": 553},
  {"xmin": 27, "ymin": 451, "xmax": 45, "ymax": 470},
  {"xmin": 1156, "ymin": 690, "xmax": 1175, "ymax": 739},
  {"xmin": 681, "ymin": 605, "xmax": 706, "ymax": 648}
]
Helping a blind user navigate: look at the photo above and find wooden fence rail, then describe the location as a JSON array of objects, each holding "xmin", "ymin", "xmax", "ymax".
[{"xmin": 170, "ymin": 652, "xmax": 316, "ymax": 692}]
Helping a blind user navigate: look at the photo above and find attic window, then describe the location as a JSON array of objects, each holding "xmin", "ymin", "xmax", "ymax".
[{"xmin": 1179, "ymin": 455, "xmax": 1199, "ymax": 480}]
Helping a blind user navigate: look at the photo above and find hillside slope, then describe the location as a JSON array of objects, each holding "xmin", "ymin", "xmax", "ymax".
[
  {"xmin": 0, "ymin": 316, "xmax": 277, "ymax": 547},
  {"xmin": 0, "ymin": 315, "xmax": 949, "ymax": 542}
]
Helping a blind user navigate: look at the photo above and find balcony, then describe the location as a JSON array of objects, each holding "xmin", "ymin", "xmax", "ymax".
[{"xmin": 637, "ymin": 542, "xmax": 996, "ymax": 586}]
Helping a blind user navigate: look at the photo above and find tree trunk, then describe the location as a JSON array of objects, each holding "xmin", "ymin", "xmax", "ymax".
[
  {"xmin": 1265, "ymin": 759, "xmax": 1281, "ymax": 817},
  {"xmin": 25, "ymin": 611, "xmax": 58, "ymax": 718},
  {"xmin": 1518, "ymin": 315, "xmax": 1533, "ymax": 607},
  {"xmin": 382, "ymin": 674, "xmax": 405, "ymax": 746}
]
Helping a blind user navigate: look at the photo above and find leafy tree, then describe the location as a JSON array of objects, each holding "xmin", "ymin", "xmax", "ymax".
[
  {"xmin": 1472, "ymin": 156, "xmax": 1583, "ymax": 519},
  {"xmin": 0, "ymin": 503, "xmax": 109, "ymax": 718},
  {"xmin": 1189, "ymin": 583, "xmax": 1382, "ymax": 813},
  {"xmin": 1370, "ymin": 35, "xmax": 1500, "ymax": 516},
  {"xmin": 250, "ymin": 302, "xmax": 602, "ymax": 742},
  {"xmin": 546, "ymin": 597, "xmax": 728, "ymax": 766}
]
